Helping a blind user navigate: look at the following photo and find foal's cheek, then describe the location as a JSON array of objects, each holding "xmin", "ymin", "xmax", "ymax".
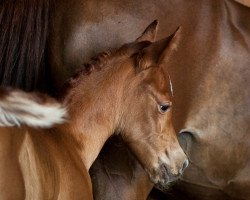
[{"xmin": 157, "ymin": 114, "xmax": 170, "ymax": 133}]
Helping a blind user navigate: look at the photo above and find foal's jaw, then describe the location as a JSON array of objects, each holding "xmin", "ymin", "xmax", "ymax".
[
  {"xmin": 126, "ymin": 133, "xmax": 188, "ymax": 187},
  {"xmin": 149, "ymin": 144, "xmax": 189, "ymax": 186}
]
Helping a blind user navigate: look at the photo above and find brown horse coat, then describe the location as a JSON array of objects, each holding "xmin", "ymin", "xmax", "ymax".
[
  {"xmin": 1, "ymin": 0, "xmax": 249, "ymax": 199},
  {"xmin": 0, "ymin": 23, "xmax": 188, "ymax": 199},
  {"xmin": 49, "ymin": 0, "xmax": 250, "ymax": 199},
  {"xmin": 0, "ymin": 88, "xmax": 86, "ymax": 200}
]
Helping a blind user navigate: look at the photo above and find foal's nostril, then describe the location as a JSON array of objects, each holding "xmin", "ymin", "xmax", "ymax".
[{"xmin": 180, "ymin": 159, "xmax": 189, "ymax": 174}]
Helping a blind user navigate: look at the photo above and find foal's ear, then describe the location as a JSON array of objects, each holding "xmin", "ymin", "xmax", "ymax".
[
  {"xmin": 136, "ymin": 27, "xmax": 181, "ymax": 71},
  {"xmin": 136, "ymin": 20, "xmax": 158, "ymax": 42}
]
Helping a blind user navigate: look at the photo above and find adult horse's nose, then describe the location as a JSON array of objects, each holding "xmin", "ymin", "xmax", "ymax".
[{"xmin": 180, "ymin": 159, "xmax": 189, "ymax": 174}]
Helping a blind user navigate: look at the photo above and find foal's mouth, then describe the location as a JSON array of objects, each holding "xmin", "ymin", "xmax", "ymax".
[{"xmin": 145, "ymin": 158, "xmax": 186, "ymax": 189}]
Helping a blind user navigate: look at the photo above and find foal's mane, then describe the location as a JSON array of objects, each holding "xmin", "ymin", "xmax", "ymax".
[
  {"xmin": 61, "ymin": 41, "xmax": 152, "ymax": 97},
  {"xmin": 59, "ymin": 50, "xmax": 114, "ymax": 99},
  {"xmin": 69, "ymin": 51, "xmax": 113, "ymax": 85}
]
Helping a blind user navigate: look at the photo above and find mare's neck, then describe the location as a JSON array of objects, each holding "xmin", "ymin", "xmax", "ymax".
[{"xmin": 59, "ymin": 59, "xmax": 132, "ymax": 170}]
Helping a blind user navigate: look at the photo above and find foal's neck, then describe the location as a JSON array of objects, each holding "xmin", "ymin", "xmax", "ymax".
[{"xmin": 59, "ymin": 59, "xmax": 132, "ymax": 170}]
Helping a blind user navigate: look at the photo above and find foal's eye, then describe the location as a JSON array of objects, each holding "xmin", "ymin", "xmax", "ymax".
[{"xmin": 158, "ymin": 103, "xmax": 171, "ymax": 114}]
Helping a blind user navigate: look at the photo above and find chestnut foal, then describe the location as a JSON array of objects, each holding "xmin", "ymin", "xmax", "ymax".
[{"xmin": 0, "ymin": 21, "xmax": 187, "ymax": 199}]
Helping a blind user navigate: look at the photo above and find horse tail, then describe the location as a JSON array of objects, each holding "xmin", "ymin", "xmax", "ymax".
[
  {"xmin": 0, "ymin": 0, "xmax": 53, "ymax": 92},
  {"xmin": 0, "ymin": 87, "xmax": 67, "ymax": 128}
]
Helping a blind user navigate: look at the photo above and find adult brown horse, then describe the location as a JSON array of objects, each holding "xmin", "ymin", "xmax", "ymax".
[
  {"xmin": 48, "ymin": 0, "xmax": 250, "ymax": 200},
  {"xmin": 1, "ymin": 0, "xmax": 250, "ymax": 199},
  {"xmin": 0, "ymin": 24, "xmax": 188, "ymax": 199}
]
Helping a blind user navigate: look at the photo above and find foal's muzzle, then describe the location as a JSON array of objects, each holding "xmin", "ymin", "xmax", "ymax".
[
  {"xmin": 161, "ymin": 158, "xmax": 189, "ymax": 183},
  {"xmin": 151, "ymin": 154, "xmax": 189, "ymax": 188}
]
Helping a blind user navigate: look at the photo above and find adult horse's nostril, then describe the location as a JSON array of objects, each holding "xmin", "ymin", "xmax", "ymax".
[
  {"xmin": 180, "ymin": 159, "xmax": 189, "ymax": 174},
  {"xmin": 178, "ymin": 131, "xmax": 193, "ymax": 153}
]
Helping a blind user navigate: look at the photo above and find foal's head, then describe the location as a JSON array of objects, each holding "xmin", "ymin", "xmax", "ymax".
[
  {"xmin": 64, "ymin": 20, "xmax": 188, "ymax": 187},
  {"xmin": 114, "ymin": 21, "xmax": 188, "ymax": 186}
]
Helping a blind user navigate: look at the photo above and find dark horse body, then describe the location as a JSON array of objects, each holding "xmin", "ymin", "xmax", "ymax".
[
  {"xmin": 1, "ymin": 0, "xmax": 250, "ymax": 199},
  {"xmin": 49, "ymin": 1, "xmax": 250, "ymax": 199}
]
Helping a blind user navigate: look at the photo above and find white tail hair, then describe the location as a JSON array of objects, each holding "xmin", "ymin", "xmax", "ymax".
[{"xmin": 0, "ymin": 87, "xmax": 67, "ymax": 128}]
